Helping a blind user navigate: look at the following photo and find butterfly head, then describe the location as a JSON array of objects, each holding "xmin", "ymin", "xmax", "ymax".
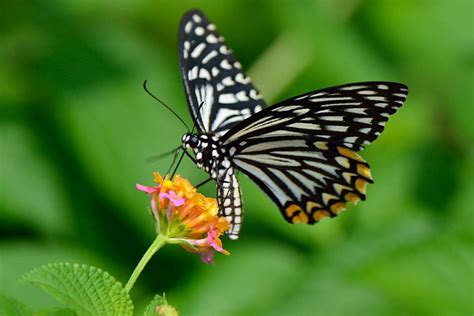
[{"xmin": 182, "ymin": 133, "xmax": 199, "ymax": 150}]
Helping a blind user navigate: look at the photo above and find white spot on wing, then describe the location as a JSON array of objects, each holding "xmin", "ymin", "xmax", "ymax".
[
  {"xmin": 195, "ymin": 26, "xmax": 205, "ymax": 36},
  {"xmin": 236, "ymin": 91, "xmax": 249, "ymax": 101},
  {"xmin": 184, "ymin": 21, "xmax": 192, "ymax": 33},
  {"xmin": 188, "ymin": 66, "xmax": 198, "ymax": 80},
  {"xmin": 220, "ymin": 59, "xmax": 232, "ymax": 69},
  {"xmin": 235, "ymin": 73, "xmax": 250, "ymax": 84},
  {"xmin": 287, "ymin": 122, "xmax": 321, "ymax": 130},
  {"xmin": 354, "ymin": 117, "xmax": 372, "ymax": 124},
  {"xmin": 238, "ymin": 154, "xmax": 301, "ymax": 167},
  {"xmin": 319, "ymin": 116, "xmax": 344, "ymax": 122},
  {"xmin": 218, "ymin": 93, "xmax": 238, "ymax": 104},
  {"xmin": 340, "ymin": 85, "xmax": 367, "ymax": 91},
  {"xmin": 365, "ymin": 96, "xmax": 386, "ymax": 101},
  {"xmin": 345, "ymin": 108, "xmax": 366, "ymax": 114},
  {"xmin": 191, "ymin": 43, "xmax": 206, "ymax": 58},
  {"xmin": 358, "ymin": 90, "xmax": 377, "ymax": 95},
  {"xmin": 249, "ymin": 89, "xmax": 259, "ymax": 100},
  {"xmin": 202, "ymin": 50, "xmax": 218, "ymax": 64},
  {"xmin": 344, "ymin": 136, "xmax": 358, "ymax": 143},
  {"xmin": 222, "ymin": 76, "xmax": 234, "ymax": 86},
  {"xmin": 310, "ymin": 97, "xmax": 353, "ymax": 102},
  {"xmin": 326, "ymin": 125, "xmax": 348, "ymax": 132},
  {"xmin": 219, "ymin": 45, "xmax": 230, "ymax": 54},
  {"xmin": 206, "ymin": 34, "xmax": 218, "ymax": 43},
  {"xmin": 199, "ymin": 68, "xmax": 211, "ymax": 80}
]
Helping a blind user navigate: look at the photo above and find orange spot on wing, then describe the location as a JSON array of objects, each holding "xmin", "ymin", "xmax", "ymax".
[
  {"xmin": 345, "ymin": 192, "xmax": 361, "ymax": 204},
  {"xmin": 357, "ymin": 163, "xmax": 372, "ymax": 180},
  {"xmin": 285, "ymin": 204, "xmax": 309, "ymax": 224},
  {"xmin": 330, "ymin": 202, "xmax": 347, "ymax": 214},
  {"xmin": 355, "ymin": 178, "xmax": 369, "ymax": 194},
  {"xmin": 313, "ymin": 210, "xmax": 330, "ymax": 221},
  {"xmin": 293, "ymin": 211, "xmax": 309, "ymax": 224},
  {"xmin": 337, "ymin": 147, "xmax": 364, "ymax": 162},
  {"xmin": 285, "ymin": 204, "xmax": 301, "ymax": 217},
  {"xmin": 306, "ymin": 201, "xmax": 322, "ymax": 213}
]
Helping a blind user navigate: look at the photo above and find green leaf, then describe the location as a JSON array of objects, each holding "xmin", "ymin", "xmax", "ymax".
[
  {"xmin": 22, "ymin": 263, "xmax": 133, "ymax": 316},
  {"xmin": 144, "ymin": 294, "xmax": 178, "ymax": 316},
  {"xmin": 0, "ymin": 294, "xmax": 32, "ymax": 316}
]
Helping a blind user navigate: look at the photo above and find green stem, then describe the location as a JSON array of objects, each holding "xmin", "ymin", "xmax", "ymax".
[{"xmin": 125, "ymin": 233, "xmax": 167, "ymax": 293}]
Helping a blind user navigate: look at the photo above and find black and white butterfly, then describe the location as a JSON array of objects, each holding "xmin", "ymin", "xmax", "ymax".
[{"xmin": 178, "ymin": 9, "xmax": 408, "ymax": 239}]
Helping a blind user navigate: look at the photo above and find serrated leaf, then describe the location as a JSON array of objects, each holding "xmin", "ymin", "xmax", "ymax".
[
  {"xmin": 0, "ymin": 294, "xmax": 32, "ymax": 316},
  {"xmin": 144, "ymin": 294, "xmax": 178, "ymax": 316},
  {"xmin": 22, "ymin": 263, "xmax": 133, "ymax": 316}
]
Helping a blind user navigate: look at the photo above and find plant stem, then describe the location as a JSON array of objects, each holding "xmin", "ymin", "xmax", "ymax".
[{"xmin": 125, "ymin": 233, "xmax": 167, "ymax": 293}]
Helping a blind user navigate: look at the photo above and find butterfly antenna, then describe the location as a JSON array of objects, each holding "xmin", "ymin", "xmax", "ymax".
[
  {"xmin": 146, "ymin": 146, "xmax": 181, "ymax": 163},
  {"xmin": 143, "ymin": 80, "xmax": 190, "ymax": 132}
]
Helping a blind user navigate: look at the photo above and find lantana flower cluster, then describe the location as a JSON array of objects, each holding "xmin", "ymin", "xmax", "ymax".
[{"xmin": 137, "ymin": 173, "xmax": 230, "ymax": 263}]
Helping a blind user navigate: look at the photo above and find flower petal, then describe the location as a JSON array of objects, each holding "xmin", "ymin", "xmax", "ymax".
[
  {"xmin": 136, "ymin": 184, "xmax": 158, "ymax": 194},
  {"xmin": 207, "ymin": 226, "xmax": 230, "ymax": 255},
  {"xmin": 159, "ymin": 190, "xmax": 185, "ymax": 207}
]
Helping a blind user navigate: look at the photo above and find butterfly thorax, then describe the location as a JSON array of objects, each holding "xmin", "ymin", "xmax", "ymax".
[{"xmin": 182, "ymin": 133, "xmax": 227, "ymax": 178}]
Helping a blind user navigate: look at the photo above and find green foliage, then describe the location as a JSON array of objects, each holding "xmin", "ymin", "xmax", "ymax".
[
  {"xmin": 0, "ymin": 294, "xmax": 32, "ymax": 316},
  {"xmin": 0, "ymin": 294, "xmax": 76, "ymax": 316},
  {"xmin": 22, "ymin": 263, "xmax": 133, "ymax": 316}
]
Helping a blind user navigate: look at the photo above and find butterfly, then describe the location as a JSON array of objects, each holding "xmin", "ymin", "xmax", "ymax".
[{"xmin": 178, "ymin": 9, "xmax": 408, "ymax": 239}]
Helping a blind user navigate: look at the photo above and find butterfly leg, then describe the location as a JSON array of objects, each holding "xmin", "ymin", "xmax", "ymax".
[
  {"xmin": 183, "ymin": 149, "xmax": 197, "ymax": 164},
  {"xmin": 195, "ymin": 177, "xmax": 213, "ymax": 189}
]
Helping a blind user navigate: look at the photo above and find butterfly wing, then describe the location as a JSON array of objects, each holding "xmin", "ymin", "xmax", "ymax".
[
  {"xmin": 178, "ymin": 9, "xmax": 266, "ymax": 136},
  {"xmin": 221, "ymin": 82, "xmax": 408, "ymax": 223},
  {"xmin": 222, "ymin": 82, "xmax": 408, "ymax": 151}
]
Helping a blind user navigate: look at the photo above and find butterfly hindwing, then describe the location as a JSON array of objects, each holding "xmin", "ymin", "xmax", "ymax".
[
  {"xmin": 178, "ymin": 9, "xmax": 266, "ymax": 136},
  {"xmin": 228, "ymin": 137, "xmax": 373, "ymax": 224}
]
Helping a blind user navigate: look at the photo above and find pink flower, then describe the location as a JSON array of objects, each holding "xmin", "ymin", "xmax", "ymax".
[
  {"xmin": 136, "ymin": 172, "xmax": 230, "ymax": 264},
  {"xmin": 159, "ymin": 190, "xmax": 185, "ymax": 207}
]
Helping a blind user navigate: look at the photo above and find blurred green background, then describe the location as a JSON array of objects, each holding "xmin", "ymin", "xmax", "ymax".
[{"xmin": 1, "ymin": 0, "xmax": 473, "ymax": 315}]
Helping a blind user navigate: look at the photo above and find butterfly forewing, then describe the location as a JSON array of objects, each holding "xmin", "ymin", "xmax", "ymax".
[
  {"xmin": 178, "ymin": 10, "xmax": 266, "ymax": 136},
  {"xmin": 222, "ymin": 82, "xmax": 408, "ymax": 151}
]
